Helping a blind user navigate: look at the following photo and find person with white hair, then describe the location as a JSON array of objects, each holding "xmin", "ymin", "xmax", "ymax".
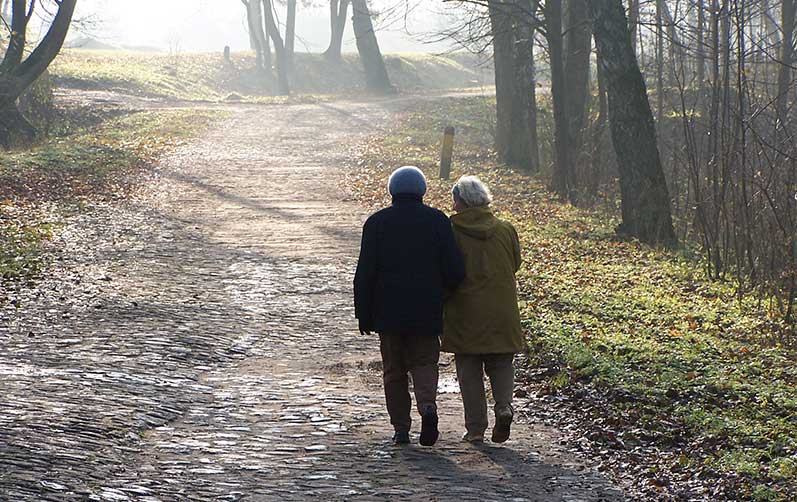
[
  {"xmin": 442, "ymin": 175, "xmax": 524, "ymax": 444},
  {"xmin": 354, "ymin": 166, "xmax": 465, "ymax": 446}
]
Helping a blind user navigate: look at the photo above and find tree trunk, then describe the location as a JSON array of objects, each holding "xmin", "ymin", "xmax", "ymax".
[
  {"xmin": 0, "ymin": 0, "xmax": 76, "ymax": 149},
  {"xmin": 242, "ymin": 0, "xmax": 269, "ymax": 71},
  {"xmin": 545, "ymin": 0, "xmax": 572, "ymax": 200},
  {"xmin": 0, "ymin": 98, "xmax": 35, "ymax": 149},
  {"xmin": 697, "ymin": 0, "xmax": 706, "ymax": 85},
  {"xmin": 564, "ymin": 0, "xmax": 592, "ymax": 187},
  {"xmin": 285, "ymin": 0, "xmax": 296, "ymax": 74},
  {"xmin": 655, "ymin": 0, "xmax": 664, "ymax": 124},
  {"xmin": 590, "ymin": 49, "xmax": 609, "ymax": 195},
  {"xmin": 776, "ymin": 0, "xmax": 795, "ymax": 125},
  {"xmin": 526, "ymin": 4, "xmax": 541, "ymax": 173},
  {"xmin": 629, "ymin": 0, "xmax": 639, "ymax": 52},
  {"xmin": 324, "ymin": 0, "xmax": 350, "ymax": 61},
  {"xmin": 488, "ymin": 0, "xmax": 535, "ymax": 170},
  {"xmin": 588, "ymin": 0, "xmax": 677, "ymax": 245},
  {"xmin": 262, "ymin": 0, "xmax": 290, "ymax": 95},
  {"xmin": 351, "ymin": 0, "xmax": 394, "ymax": 93}
]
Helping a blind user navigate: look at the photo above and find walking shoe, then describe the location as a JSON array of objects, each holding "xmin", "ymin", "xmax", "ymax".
[
  {"xmin": 419, "ymin": 406, "xmax": 439, "ymax": 446},
  {"xmin": 462, "ymin": 431, "xmax": 485, "ymax": 443},
  {"xmin": 392, "ymin": 431, "xmax": 410, "ymax": 445},
  {"xmin": 491, "ymin": 406, "xmax": 513, "ymax": 443}
]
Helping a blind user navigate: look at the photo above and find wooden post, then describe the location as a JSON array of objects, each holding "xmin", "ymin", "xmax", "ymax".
[{"xmin": 439, "ymin": 126, "xmax": 455, "ymax": 179}]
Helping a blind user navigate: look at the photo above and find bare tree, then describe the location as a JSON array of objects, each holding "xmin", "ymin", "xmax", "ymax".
[
  {"xmin": 588, "ymin": 0, "xmax": 677, "ymax": 245},
  {"xmin": 776, "ymin": 0, "xmax": 795, "ymax": 123},
  {"xmin": 324, "ymin": 0, "xmax": 350, "ymax": 61},
  {"xmin": 351, "ymin": 0, "xmax": 394, "ymax": 93},
  {"xmin": 263, "ymin": 0, "xmax": 290, "ymax": 94},
  {"xmin": 285, "ymin": 0, "xmax": 296, "ymax": 73},
  {"xmin": 0, "ymin": 0, "xmax": 77, "ymax": 149},
  {"xmin": 488, "ymin": 0, "xmax": 536, "ymax": 170},
  {"xmin": 241, "ymin": 0, "xmax": 272, "ymax": 71},
  {"xmin": 545, "ymin": 0, "xmax": 573, "ymax": 200},
  {"xmin": 564, "ymin": 0, "xmax": 592, "ymax": 188}
]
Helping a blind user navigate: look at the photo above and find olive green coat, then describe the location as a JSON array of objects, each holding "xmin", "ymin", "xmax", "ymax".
[{"xmin": 441, "ymin": 207, "xmax": 524, "ymax": 354}]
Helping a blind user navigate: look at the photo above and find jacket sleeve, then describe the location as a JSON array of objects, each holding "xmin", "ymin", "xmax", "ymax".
[
  {"xmin": 354, "ymin": 216, "xmax": 377, "ymax": 329},
  {"xmin": 439, "ymin": 217, "xmax": 465, "ymax": 290},
  {"xmin": 509, "ymin": 223, "xmax": 522, "ymax": 273}
]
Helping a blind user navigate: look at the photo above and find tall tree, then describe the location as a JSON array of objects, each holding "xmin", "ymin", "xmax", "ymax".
[
  {"xmin": 262, "ymin": 0, "xmax": 290, "ymax": 94},
  {"xmin": 776, "ymin": 0, "xmax": 795, "ymax": 124},
  {"xmin": 324, "ymin": 0, "xmax": 350, "ymax": 61},
  {"xmin": 628, "ymin": 0, "xmax": 639, "ymax": 52},
  {"xmin": 488, "ymin": 0, "xmax": 536, "ymax": 170},
  {"xmin": 696, "ymin": 0, "xmax": 706, "ymax": 84},
  {"xmin": 285, "ymin": 0, "xmax": 297, "ymax": 74},
  {"xmin": 0, "ymin": 0, "xmax": 77, "ymax": 149},
  {"xmin": 545, "ymin": 0, "xmax": 573, "ymax": 199},
  {"xmin": 564, "ymin": 0, "xmax": 592, "ymax": 180},
  {"xmin": 351, "ymin": 0, "xmax": 394, "ymax": 93},
  {"xmin": 520, "ymin": 0, "xmax": 541, "ymax": 172},
  {"xmin": 241, "ymin": 0, "xmax": 271, "ymax": 71},
  {"xmin": 588, "ymin": 0, "xmax": 677, "ymax": 245}
]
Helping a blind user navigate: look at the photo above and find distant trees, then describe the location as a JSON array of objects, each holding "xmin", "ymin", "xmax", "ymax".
[
  {"xmin": 0, "ymin": 0, "xmax": 77, "ymax": 149},
  {"xmin": 240, "ymin": 0, "xmax": 295, "ymax": 95},
  {"xmin": 262, "ymin": 0, "xmax": 291, "ymax": 95},
  {"xmin": 241, "ymin": 0, "xmax": 271, "ymax": 72},
  {"xmin": 324, "ymin": 0, "xmax": 350, "ymax": 61},
  {"xmin": 351, "ymin": 0, "xmax": 394, "ymax": 93},
  {"xmin": 240, "ymin": 0, "xmax": 393, "ymax": 94}
]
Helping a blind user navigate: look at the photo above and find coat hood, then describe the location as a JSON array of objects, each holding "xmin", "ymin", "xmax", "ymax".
[{"xmin": 451, "ymin": 206, "xmax": 499, "ymax": 240}]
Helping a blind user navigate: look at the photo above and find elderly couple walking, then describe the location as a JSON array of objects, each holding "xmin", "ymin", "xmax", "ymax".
[{"xmin": 354, "ymin": 166, "xmax": 523, "ymax": 446}]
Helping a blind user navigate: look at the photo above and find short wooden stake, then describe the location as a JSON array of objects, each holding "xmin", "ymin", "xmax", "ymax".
[{"xmin": 439, "ymin": 126, "xmax": 455, "ymax": 180}]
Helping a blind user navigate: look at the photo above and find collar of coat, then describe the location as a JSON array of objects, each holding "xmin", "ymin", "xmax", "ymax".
[{"xmin": 391, "ymin": 193, "xmax": 424, "ymax": 204}]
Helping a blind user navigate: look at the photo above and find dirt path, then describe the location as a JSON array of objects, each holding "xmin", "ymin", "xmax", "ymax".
[{"xmin": 0, "ymin": 98, "xmax": 624, "ymax": 501}]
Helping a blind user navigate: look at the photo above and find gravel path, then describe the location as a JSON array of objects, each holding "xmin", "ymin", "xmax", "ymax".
[{"xmin": 0, "ymin": 98, "xmax": 625, "ymax": 501}]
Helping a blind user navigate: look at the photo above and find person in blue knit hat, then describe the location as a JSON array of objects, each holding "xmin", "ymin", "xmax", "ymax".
[{"xmin": 355, "ymin": 165, "xmax": 465, "ymax": 446}]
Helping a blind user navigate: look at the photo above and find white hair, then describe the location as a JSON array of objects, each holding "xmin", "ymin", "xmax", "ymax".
[{"xmin": 452, "ymin": 175, "xmax": 493, "ymax": 208}]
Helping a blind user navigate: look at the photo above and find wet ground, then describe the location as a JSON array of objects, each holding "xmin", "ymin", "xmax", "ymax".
[{"xmin": 0, "ymin": 97, "xmax": 625, "ymax": 501}]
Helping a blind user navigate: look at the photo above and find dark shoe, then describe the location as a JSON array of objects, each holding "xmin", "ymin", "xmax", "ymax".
[
  {"xmin": 419, "ymin": 407, "xmax": 439, "ymax": 446},
  {"xmin": 491, "ymin": 406, "xmax": 513, "ymax": 443},
  {"xmin": 393, "ymin": 431, "xmax": 410, "ymax": 445}
]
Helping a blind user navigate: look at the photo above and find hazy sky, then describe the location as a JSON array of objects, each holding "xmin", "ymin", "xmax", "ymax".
[{"xmin": 73, "ymin": 0, "xmax": 455, "ymax": 53}]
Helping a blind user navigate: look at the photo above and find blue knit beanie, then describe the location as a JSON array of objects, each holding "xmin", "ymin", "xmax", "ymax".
[{"xmin": 388, "ymin": 166, "xmax": 427, "ymax": 197}]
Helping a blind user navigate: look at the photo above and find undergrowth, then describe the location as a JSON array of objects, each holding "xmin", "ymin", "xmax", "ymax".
[{"xmin": 348, "ymin": 95, "xmax": 797, "ymax": 501}]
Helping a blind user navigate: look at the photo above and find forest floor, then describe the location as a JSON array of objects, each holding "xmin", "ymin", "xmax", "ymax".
[{"xmin": 0, "ymin": 92, "xmax": 625, "ymax": 501}]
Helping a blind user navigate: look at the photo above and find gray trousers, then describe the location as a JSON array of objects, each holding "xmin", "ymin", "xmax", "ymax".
[{"xmin": 454, "ymin": 353, "xmax": 515, "ymax": 435}]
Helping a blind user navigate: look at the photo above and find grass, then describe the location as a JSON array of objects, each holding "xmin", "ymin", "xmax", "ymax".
[
  {"xmin": 49, "ymin": 50, "xmax": 487, "ymax": 101},
  {"xmin": 0, "ymin": 108, "xmax": 222, "ymax": 286},
  {"xmin": 348, "ymin": 95, "xmax": 797, "ymax": 501}
]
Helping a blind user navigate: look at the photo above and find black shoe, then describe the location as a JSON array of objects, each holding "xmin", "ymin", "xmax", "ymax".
[
  {"xmin": 419, "ymin": 407, "xmax": 439, "ymax": 446},
  {"xmin": 393, "ymin": 431, "xmax": 410, "ymax": 444},
  {"xmin": 491, "ymin": 406, "xmax": 513, "ymax": 443}
]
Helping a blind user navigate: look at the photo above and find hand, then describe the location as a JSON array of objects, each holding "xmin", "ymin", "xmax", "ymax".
[{"xmin": 358, "ymin": 319, "xmax": 372, "ymax": 337}]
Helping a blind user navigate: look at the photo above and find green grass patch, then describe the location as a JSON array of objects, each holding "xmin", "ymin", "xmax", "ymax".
[{"xmin": 350, "ymin": 95, "xmax": 797, "ymax": 500}]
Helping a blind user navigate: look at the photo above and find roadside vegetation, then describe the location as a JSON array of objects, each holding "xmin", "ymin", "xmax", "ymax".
[
  {"xmin": 0, "ymin": 107, "xmax": 221, "ymax": 289},
  {"xmin": 50, "ymin": 49, "xmax": 486, "ymax": 102},
  {"xmin": 348, "ymin": 95, "xmax": 797, "ymax": 501}
]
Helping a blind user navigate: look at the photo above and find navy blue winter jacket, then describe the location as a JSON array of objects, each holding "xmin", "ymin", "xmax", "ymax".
[{"xmin": 354, "ymin": 194, "xmax": 465, "ymax": 336}]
